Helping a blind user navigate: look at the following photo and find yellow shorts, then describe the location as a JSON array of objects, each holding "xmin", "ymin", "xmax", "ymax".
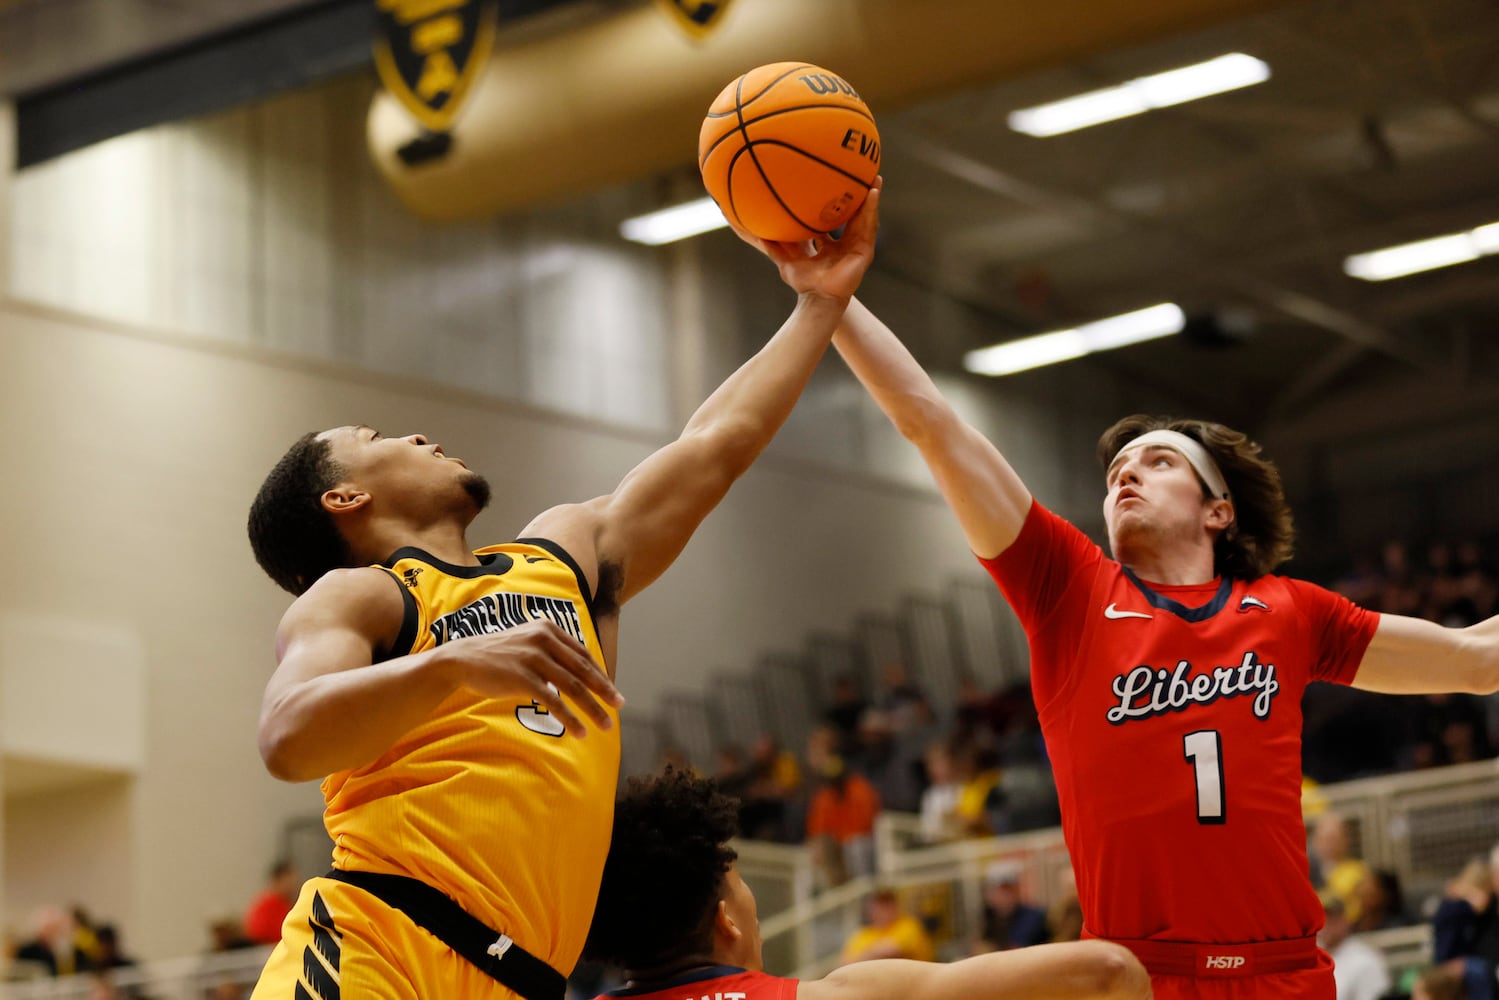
[{"xmin": 250, "ymin": 876, "xmax": 522, "ymax": 1000}]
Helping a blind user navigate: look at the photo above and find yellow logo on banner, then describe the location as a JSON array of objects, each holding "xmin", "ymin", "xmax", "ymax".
[
  {"xmin": 374, "ymin": 0, "xmax": 498, "ymax": 133},
  {"xmin": 657, "ymin": 0, "xmax": 736, "ymax": 39}
]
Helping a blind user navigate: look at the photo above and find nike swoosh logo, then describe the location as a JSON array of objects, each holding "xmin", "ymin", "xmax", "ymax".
[{"xmin": 1104, "ymin": 603, "xmax": 1153, "ymax": 620}]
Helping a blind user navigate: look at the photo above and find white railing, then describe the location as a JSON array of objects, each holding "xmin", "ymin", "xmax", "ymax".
[
  {"xmin": 7, "ymin": 946, "xmax": 273, "ymax": 1000},
  {"xmin": 10, "ymin": 760, "xmax": 1488, "ymax": 994},
  {"xmin": 745, "ymin": 759, "xmax": 1499, "ymax": 975}
]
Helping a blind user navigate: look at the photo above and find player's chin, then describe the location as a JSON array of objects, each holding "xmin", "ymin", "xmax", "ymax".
[{"xmin": 460, "ymin": 471, "xmax": 492, "ymax": 511}]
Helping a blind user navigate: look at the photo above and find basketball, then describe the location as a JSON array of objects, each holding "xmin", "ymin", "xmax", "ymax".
[{"xmin": 699, "ymin": 62, "xmax": 880, "ymax": 242}]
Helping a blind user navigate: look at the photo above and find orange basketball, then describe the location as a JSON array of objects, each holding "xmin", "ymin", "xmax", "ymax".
[{"xmin": 699, "ymin": 62, "xmax": 880, "ymax": 242}]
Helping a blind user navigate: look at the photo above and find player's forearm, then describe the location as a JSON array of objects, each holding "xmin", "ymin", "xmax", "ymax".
[
  {"xmin": 680, "ymin": 290, "xmax": 847, "ymax": 470},
  {"xmin": 821, "ymin": 942, "xmax": 1149, "ymax": 1000},
  {"xmin": 258, "ymin": 646, "xmax": 462, "ymax": 782},
  {"xmin": 832, "ymin": 297, "xmax": 956, "ymax": 444}
]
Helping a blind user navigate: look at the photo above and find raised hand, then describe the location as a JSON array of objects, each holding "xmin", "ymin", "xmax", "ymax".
[{"xmin": 730, "ymin": 177, "xmax": 881, "ymax": 303}]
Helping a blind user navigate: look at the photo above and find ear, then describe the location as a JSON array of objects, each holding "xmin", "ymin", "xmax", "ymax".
[
  {"xmin": 321, "ymin": 486, "xmax": 371, "ymax": 515},
  {"xmin": 714, "ymin": 898, "xmax": 742, "ymax": 945},
  {"xmin": 1206, "ymin": 498, "xmax": 1235, "ymax": 535}
]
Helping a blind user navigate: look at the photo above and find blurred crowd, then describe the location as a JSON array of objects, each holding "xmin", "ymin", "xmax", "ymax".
[
  {"xmin": 3, "ymin": 860, "xmax": 297, "ymax": 997},
  {"xmin": 1307, "ymin": 538, "xmax": 1499, "ymax": 783}
]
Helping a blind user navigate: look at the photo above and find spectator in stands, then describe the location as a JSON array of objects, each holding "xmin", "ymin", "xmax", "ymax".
[
  {"xmin": 919, "ymin": 741, "xmax": 964, "ymax": 844},
  {"xmin": 207, "ymin": 917, "xmax": 252, "ymax": 952},
  {"xmin": 805, "ymin": 740, "xmax": 881, "ymax": 889},
  {"xmin": 1354, "ymin": 868, "xmax": 1413, "ymax": 932},
  {"xmin": 974, "ymin": 860, "xmax": 1048, "ymax": 952},
  {"xmin": 1319, "ymin": 895, "xmax": 1390, "ymax": 1000},
  {"xmin": 840, "ymin": 888, "xmax": 936, "ymax": 964},
  {"xmin": 1410, "ymin": 693, "xmax": 1493, "ymax": 768},
  {"xmin": 1311, "ymin": 812, "xmax": 1373, "ymax": 924},
  {"xmin": 953, "ymin": 743, "xmax": 1003, "ymax": 838},
  {"xmin": 876, "ymin": 662, "xmax": 927, "ymax": 727},
  {"xmin": 242, "ymin": 859, "xmax": 300, "ymax": 946},
  {"xmin": 1454, "ymin": 539, "xmax": 1498, "ymax": 620},
  {"xmin": 824, "ymin": 673, "xmax": 869, "ymax": 760},
  {"xmin": 1047, "ymin": 882, "xmax": 1084, "ymax": 944},
  {"xmin": 14, "ymin": 905, "xmax": 93, "ymax": 977},
  {"xmin": 714, "ymin": 744, "xmax": 752, "ymax": 803},
  {"xmin": 739, "ymin": 734, "xmax": 800, "ymax": 842},
  {"xmin": 1432, "ymin": 849, "xmax": 1499, "ymax": 1000},
  {"xmin": 1379, "ymin": 539, "xmax": 1424, "ymax": 616},
  {"xmin": 1413, "ymin": 966, "xmax": 1468, "ymax": 1000},
  {"xmin": 92, "ymin": 926, "xmax": 135, "ymax": 971}
]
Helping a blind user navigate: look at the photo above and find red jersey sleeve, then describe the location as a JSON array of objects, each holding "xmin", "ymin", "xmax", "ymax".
[
  {"xmin": 978, "ymin": 499, "xmax": 1104, "ymax": 633},
  {"xmin": 1282, "ymin": 577, "xmax": 1380, "ymax": 685}
]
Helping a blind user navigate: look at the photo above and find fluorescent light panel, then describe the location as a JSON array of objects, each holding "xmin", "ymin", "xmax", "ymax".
[
  {"xmin": 1009, "ymin": 53, "xmax": 1271, "ymax": 137},
  {"xmin": 620, "ymin": 197, "xmax": 728, "ymax": 245},
  {"xmin": 964, "ymin": 304, "xmax": 1186, "ymax": 377},
  {"xmin": 1344, "ymin": 220, "xmax": 1499, "ymax": 281}
]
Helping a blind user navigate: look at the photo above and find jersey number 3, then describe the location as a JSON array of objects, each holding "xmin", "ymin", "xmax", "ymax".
[
  {"xmin": 516, "ymin": 683, "xmax": 566, "ymax": 738},
  {"xmin": 1183, "ymin": 730, "xmax": 1226, "ymax": 824}
]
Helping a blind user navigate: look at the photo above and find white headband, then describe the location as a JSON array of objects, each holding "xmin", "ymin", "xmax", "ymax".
[{"xmin": 1112, "ymin": 429, "xmax": 1231, "ymax": 501}]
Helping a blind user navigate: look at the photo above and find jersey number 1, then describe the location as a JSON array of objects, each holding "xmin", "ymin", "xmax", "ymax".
[{"xmin": 1183, "ymin": 730, "xmax": 1225, "ymax": 824}]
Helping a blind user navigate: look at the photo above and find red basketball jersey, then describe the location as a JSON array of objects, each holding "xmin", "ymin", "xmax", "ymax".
[
  {"xmin": 981, "ymin": 501, "xmax": 1378, "ymax": 944},
  {"xmin": 600, "ymin": 967, "xmax": 798, "ymax": 1000}
]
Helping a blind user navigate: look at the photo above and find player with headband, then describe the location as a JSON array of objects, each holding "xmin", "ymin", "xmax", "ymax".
[{"xmin": 733, "ymin": 258, "xmax": 1499, "ymax": 999}]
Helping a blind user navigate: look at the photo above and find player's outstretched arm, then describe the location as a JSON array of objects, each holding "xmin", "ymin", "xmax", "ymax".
[
  {"xmin": 802, "ymin": 940, "xmax": 1150, "ymax": 1000},
  {"xmin": 832, "ymin": 297, "xmax": 1031, "ymax": 559},
  {"xmin": 1349, "ymin": 611, "xmax": 1499, "ymax": 696},
  {"xmin": 570, "ymin": 187, "xmax": 880, "ymax": 608},
  {"xmin": 258, "ymin": 568, "xmax": 621, "ymax": 782}
]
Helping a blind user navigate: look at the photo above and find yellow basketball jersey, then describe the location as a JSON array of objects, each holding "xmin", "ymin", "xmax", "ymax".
[{"xmin": 321, "ymin": 538, "xmax": 620, "ymax": 975}]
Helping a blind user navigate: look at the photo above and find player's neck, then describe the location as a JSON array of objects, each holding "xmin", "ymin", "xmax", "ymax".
[
  {"xmin": 358, "ymin": 518, "xmax": 478, "ymax": 568},
  {"xmin": 1119, "ymin": 544, "xmax": 1216, "ymax": 587},
  {"xmin": 623, "ymin": 955, "xmax": 724, "ymax": 989}
]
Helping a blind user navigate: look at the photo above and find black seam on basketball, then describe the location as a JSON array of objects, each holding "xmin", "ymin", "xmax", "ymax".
[
  {"xmin": 743, "ymin": 139, "xmax": 877, "ymax": 190},
  {"xmin": 738, "ymin": 140, "xmax": 825, "ymax": 237},
  {"xmin": 737, "ymin": 63, "xmax": 817, "ymax": 110},
  {"xmin": 722, "ymin": 144, "xmax": 752, "ymax": 231},
  {"xmin": 699, "ymin": 102, "xmax": 877, "ymax": 166}
]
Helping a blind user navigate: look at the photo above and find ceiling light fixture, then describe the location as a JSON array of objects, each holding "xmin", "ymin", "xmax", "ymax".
[
  {"xmin": 1344, "ymin": 221, "xmax": 1499, "ymax": 281},
  {"xmin": 1008, "ymin": 53, "xmax": 1271, "ymax": 137},
  {"xmin": 620, "ymin": 197, "xmax": 729, "ymax": 245},
  {"xmin": 963, "ymin": 303, "xmax": 1186, "ymax": 377}
]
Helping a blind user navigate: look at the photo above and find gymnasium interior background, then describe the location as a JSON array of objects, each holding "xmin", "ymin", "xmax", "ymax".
[{"xmin": 1, "ymin": 0, "xmax": 1498, "ymax": 985}]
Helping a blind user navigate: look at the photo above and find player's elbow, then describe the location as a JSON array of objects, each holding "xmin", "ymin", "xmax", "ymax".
[
  {"xmin": 1085, "ymin": 943, "xmax": 1150, "ymax": 1000},
  {"xmin": 258, "ymin": 716, "xmax": 321, "ymax": 783},
  {"xmin": 700, "ymin": 418, "xmax": 769, "ymax": 480},
  {"xmin": 891, "ymin": 393, "xmax": 960, "ymax": 448}
]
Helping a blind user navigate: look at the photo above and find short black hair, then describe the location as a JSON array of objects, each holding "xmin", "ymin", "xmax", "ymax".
[
  {"xmin": 583, "ymin": 768, "xmax": 739, "ymax": 971},
  {"xmin": 248, "ymin": 432, "xmax": 351, "ymax": 596}
]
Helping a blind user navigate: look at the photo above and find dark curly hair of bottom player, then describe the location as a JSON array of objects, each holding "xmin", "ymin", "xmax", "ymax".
[{"xmin": 582, "ymin": 767, "xmax": 740, "ymax": 972}]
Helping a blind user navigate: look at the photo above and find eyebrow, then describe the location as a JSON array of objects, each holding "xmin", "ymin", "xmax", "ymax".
[{"xmin": 1107, "ymin": 444, "xmax": 1176, "ymax": 477}]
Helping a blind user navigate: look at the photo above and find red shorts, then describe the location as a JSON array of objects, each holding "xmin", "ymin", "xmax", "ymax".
[
  {"xmin": 1150, "ymin": 959, "xmax": 1334, "ymax": 1000},
  {"xmin": 1098, "ymin": 933, "xmax": 1335, "ymax": 1000}
]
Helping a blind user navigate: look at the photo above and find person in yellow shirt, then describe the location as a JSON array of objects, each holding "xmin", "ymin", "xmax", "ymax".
[
  {"xmin": 1310, "ymin": 811, "xmax": 1373, "ymax": 924},
  {"xmin": 244, "ymin": 190, "xmax": 880, "ymax": 1000},
  {"xmin": 841, "ymin": 888, "xmax": 937, "ymax": 965}
]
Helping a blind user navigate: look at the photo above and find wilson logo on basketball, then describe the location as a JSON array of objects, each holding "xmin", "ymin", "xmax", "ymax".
[{"xmin": 798, "ymin": 73, "xmax": 862, "ymax": 100}]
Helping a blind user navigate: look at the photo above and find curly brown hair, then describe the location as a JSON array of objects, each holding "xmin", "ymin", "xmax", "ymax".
[
  {"xmin": 582, "ymin": 767, "xmax": 740, "ymax": 971},
  {"xmin": 1096, "ymin": 415, "xmax": 1294, "ymax": 580}
]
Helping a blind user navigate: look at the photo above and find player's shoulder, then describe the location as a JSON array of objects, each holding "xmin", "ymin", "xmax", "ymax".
[{"xmin": 279, "ymin": 565, "xmax": 406, "ymax": 633}]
